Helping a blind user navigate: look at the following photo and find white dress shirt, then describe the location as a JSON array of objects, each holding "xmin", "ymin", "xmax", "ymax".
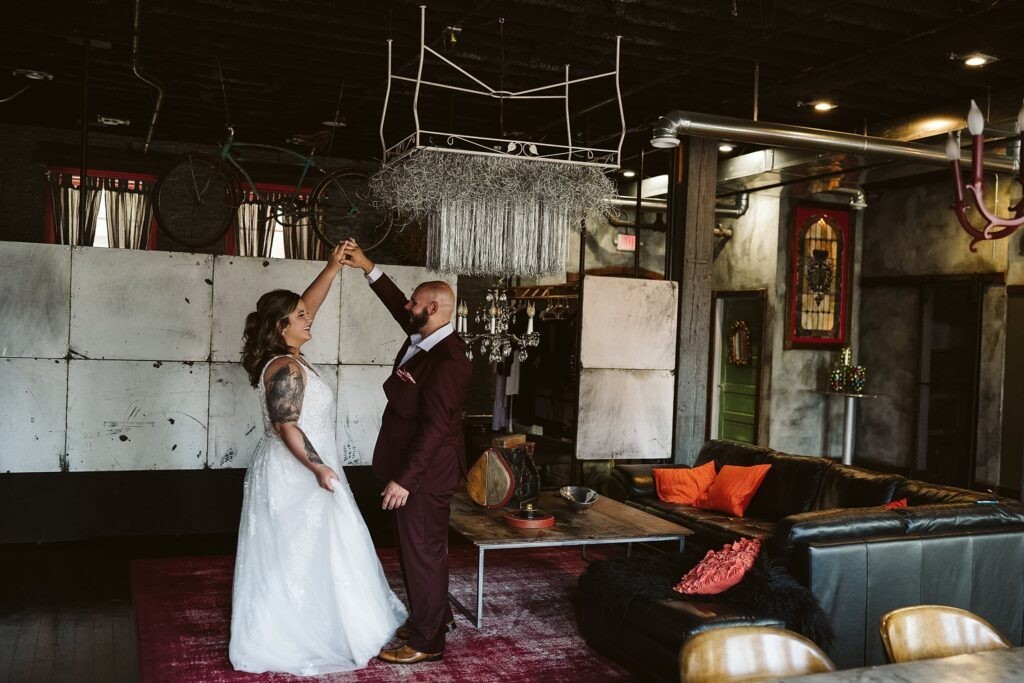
[{"xmin": 366, "ymin": 266, "xmax": 455, "ymax": 367}]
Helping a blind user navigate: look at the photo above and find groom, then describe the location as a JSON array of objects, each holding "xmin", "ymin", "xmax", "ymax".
[{"xmin": 339, "ymin": 239, "xmax": 472, "ymax": 664}]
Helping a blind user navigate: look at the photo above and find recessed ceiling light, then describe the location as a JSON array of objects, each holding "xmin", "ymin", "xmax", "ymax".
[
  {"xmin": 797, "ymin": 100, "xmax": 837, "ymax": 112},
  {"xmin": 963, "ymin": 52, "xmax": 997, "ymax": 67},
  {"xmin": 96, "ymin": 115, "xmax": 130, "ymax": 126},
  {"xmin": 718, "ymin": 143, "xmax": 735, "ymax": 153},
  {"xmin": 621, "ymin": 169, "xmax": 636, "ymax": 178},
  {"xmin": 12, "ymin": 68, "xmax": 54, "ymax": 81}
]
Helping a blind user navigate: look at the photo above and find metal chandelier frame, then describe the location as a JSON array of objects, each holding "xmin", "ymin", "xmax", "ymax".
[{"xmin": 379, "ymin": 5, "xmax": 625, "ymax": 170}]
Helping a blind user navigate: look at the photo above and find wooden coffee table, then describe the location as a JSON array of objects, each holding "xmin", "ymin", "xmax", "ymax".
[{"xmin": 448, "ymin": 490, "xmax": 692, "ymax": 627}]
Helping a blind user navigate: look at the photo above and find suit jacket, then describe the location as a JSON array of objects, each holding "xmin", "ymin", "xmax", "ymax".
[{"xmin": 370, "ymin": 274, "xmax": 472, "ymax": 493}]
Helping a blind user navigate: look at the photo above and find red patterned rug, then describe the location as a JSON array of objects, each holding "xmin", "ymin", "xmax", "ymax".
[{"xmin": 130, "ymin": 545, "xmax": 634, "ymax": 682}]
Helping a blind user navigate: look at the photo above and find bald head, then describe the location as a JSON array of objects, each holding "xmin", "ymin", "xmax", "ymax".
[
  {"xmin": 414, "ymin": 281, "xmax": 455, "ymax": 316},
  {"xmin": 405, "ymin": 280, "xmax": 456, "ymax": 335}
]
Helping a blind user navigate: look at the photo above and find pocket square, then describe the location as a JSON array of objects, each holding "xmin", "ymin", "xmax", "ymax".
[{"xmin": 395, "ymin": 368, "xmax": 417, "ymax": 384}]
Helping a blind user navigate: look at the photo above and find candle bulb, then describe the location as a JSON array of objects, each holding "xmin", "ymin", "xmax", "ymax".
[
  {"xmin": 947, "ymin": 133, "xmax": 965, "ymax": 204},
  {"xmin": 968, "ymin": 99, "xmax": 985, "ymax": 185},
  {"xmin": 526, "ymin": 302, "xmax": 535, "ymax": 334}
]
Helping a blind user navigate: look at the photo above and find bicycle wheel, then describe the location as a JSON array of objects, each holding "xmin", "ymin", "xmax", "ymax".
[
  {"xmin": 310, "ymin": 168, "xmax": 393, "ymax": 252},
  {"xmin": 153, "ymin": 154, "xmax": 240, "ymax": 249}
]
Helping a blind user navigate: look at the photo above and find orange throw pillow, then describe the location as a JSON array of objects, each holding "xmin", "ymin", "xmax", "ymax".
[
  {"xmin": 695, "ymin": 463, "xmax": 771, "ymax": 517},
  {"xmin": 653, "ymin": 462, "xmax": 717, "ymax": 505},
  {"xmin": 883, "ymin": 498, "xmax": 908, "ymax": 509},
  {"xmin": 674, "ymin": 537, "xmax": 762, "ymax": 595}
]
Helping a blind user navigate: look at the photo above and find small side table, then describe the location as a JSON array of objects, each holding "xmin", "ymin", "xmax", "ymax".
[{"xmin": 816, "ymin": 391, "xmax": 878, "ymax": 466}]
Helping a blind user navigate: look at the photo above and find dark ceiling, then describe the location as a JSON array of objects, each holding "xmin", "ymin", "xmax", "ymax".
[{"xmin": 3, "ymin": 0, "xmax": 1024, "ymax": 167}]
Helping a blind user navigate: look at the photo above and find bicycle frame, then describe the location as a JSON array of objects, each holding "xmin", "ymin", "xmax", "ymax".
[{"xmin": 218, "ymin": 126, "xmax": 326, "ymax": 219}]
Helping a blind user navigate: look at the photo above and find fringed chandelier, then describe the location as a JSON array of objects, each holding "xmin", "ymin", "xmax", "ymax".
[{"xmin": 372, "ymin": 6, "xmax": 624, "ymax": 277}]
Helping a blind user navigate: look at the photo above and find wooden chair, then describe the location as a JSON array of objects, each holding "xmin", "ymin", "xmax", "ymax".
[
  {"xmin": 679, "ymin": 626, "xmax": 836, "ymax": 683},
  {"xmin": 879, "ymin": 605, "xmax": 1011, "ymax": 663}
]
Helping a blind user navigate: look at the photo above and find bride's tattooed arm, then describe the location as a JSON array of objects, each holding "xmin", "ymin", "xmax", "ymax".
[{"xmin": 266, "ymin": 360, "xmax": 324, "ymax": 467}]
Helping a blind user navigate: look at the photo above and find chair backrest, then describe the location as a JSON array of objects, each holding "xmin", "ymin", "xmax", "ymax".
[
  {"xmin": 679, "ymin": 626, "xmax": 836, "ymax": 683},
  {"xmin": 879, "ymin": 604, "xmax": 1011, "ymax": 663}
]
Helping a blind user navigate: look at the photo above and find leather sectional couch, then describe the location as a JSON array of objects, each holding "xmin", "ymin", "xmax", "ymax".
[{"xmin": 599, "ymin": 440, "xmax": 1024, "ymax": 669}]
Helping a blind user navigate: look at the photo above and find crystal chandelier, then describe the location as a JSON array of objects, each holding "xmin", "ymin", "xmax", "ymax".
[{"xmin": 456, "ymin": 284, "xmax": 539, "ymax": 363}]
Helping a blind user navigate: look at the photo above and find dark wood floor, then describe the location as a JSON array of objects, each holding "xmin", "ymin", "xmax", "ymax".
[
  {"xmin": 1, "ymin": 600, "xmax": 137, "ymax": 683},
  {"xmin": 0, "ymin": 534, "xmax": 243, "ymax": 683}
]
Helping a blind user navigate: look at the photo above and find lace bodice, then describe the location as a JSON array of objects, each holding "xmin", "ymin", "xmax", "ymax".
[{"xmin": 258, "ymin": 355, "xmax": 335, "ymax": 451}]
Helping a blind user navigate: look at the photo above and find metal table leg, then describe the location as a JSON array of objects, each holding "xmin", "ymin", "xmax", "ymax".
[{"xmin": 475, "ymin": 547, "xmax": 484, "ymax": 628}]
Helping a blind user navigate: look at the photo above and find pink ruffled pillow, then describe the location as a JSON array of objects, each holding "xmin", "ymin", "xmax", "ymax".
[{"xmin": 673, "ymin": 537, "xmax": 762, "ymax": 595}]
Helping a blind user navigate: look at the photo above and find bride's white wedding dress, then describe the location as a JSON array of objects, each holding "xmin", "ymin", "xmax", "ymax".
[{"xmin": 229, "ymin": 355, "xmax": 407, "ymax": 675}]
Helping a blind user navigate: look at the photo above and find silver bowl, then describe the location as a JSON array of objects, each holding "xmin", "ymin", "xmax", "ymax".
[{"xmin": 559, "ymin": 486, "xmax": 599, "ymax": 513}]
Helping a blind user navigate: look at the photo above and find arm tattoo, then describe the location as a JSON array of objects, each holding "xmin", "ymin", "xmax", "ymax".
[
  {"xmin": 266, "ymin": 365, "xmax": 304, "ymax": 425},
  {"xmin": 300, "ymin": 431, "xmax": 324, "ymax": 465}
]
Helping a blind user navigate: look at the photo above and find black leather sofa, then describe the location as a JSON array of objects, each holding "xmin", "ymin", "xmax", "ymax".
[{"xmin": 599, "ymin": 440, "xmax": 1024, "ymax": 669}]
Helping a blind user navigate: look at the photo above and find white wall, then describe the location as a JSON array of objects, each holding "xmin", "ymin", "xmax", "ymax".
[{"xmin": 0, "ymin": 242, "xmax": 452, "ymax": 472}]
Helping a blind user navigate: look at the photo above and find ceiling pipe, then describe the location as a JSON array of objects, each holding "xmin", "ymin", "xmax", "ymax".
[
  {"xmin": 608, "ymin": 192, "xmax": 748, "ymax": 220},
  {"xmin": 650, "ymin": 110, "xmax": 1019, "ymax": 174},
  {"xmin": 131, "ymin": 0, "xmax": 164, "ymax": 153}
]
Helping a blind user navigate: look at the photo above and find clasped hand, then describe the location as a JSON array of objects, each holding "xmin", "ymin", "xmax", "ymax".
[{"xmin": 331, "ymin": 239, "xmax": 372, "ymax": 272}]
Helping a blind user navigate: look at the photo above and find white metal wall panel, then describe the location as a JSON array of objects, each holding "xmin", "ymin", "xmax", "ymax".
[
  {"xmin": 336, "ymin": 364, "xmax": 390, "ymax": 466},
  {"xmin": 70, "ymin": 248, "xmax": 214, "ymax": 361},
  {"xmin": 208, "ymin": 362, "xmax": 263, "ymax": 469},
  {"xmin": 210, "ymin": 255, "xmax": 341, "ymax": 364},
  {"xmin": 0, "ymin": 242, "xmax": 71, "ymax": 359},
  {"xmin": 580, "ymin": 275, "xmax": 678, "ymax": 370},
  {"xmin": 0, "ymin": 358, "xmax": 67, "ymax": 472},
  {"xmin": 338, "ymin": 265, "xmax": 456, "ymax": 365},
  {"xmin": 66, "ymin": 360, "xmax": 210, "ymax": 470},
  {"xmin": 575, "ymin": 368, "xmax": 674, "ymax": 460}
]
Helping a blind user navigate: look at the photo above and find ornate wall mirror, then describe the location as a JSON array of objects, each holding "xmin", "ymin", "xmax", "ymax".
[{"xmin": 728, "ymin": 320, "xmax": 752, "ymax": 366}]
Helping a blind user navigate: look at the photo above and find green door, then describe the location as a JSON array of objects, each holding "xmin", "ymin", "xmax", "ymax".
[{"xmin": 717, "ymin": 296, "xmax": 762, "ymax": 444}]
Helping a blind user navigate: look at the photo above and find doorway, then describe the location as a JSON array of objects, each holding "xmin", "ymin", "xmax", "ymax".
[
  {"xmin": 913, "ymin": 281, "xmax": 983, "ymax": 488},
  {"xmin": 710, "ymin": 290, "xmax": 766, "ymax": 444}
]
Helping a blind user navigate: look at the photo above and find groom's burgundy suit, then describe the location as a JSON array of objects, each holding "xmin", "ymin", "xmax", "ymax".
[{"xmin": 369, "ymin": 273, "xmax": 471, "ymax": 655}]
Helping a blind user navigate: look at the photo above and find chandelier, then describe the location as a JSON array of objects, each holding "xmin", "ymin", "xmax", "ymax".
[
  {"xmin": 946, "ymin": 99, "xmax": 1024, "ymax": 251},
  {"xmin": 456, "ymin": 284, "xmax": 539, "ymax": 363},
  {"xmin": 371, "ymin": 6, "xmax": 622, "ymax": 277}
]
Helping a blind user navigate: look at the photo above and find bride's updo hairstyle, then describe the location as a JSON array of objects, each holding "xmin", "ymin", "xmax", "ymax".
[{"xmin": 241, "ymin": 289, "xmax": 301, "ymax": 387}]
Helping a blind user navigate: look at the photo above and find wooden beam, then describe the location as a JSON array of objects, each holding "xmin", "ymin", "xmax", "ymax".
[{"xmin": 672, "ymin": 137, "xmax": 718, "ymax": 464}]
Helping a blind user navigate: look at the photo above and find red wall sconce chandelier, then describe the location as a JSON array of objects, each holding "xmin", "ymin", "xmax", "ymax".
[{"xmin": 946, "ymin": 99, "xmax": 1024, "ymax": 252}]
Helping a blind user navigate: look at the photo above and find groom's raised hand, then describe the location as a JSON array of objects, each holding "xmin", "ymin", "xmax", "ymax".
[{"xmin": 339, "ymin": 239, "xmax": 373, "ymax": 274}]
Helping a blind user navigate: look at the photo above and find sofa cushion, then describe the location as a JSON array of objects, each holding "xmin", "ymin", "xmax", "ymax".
[
  {"xmin": 812, "ymin": 464, "xmax": 901, "ymax": 511},
  {"xmin": 696, "ymin": 464, "xmax": 771, "ymax": 517},
  {"xmin": 636, "ymin": 499, "xmax": 775, "ymax": 546},
  {"xmin": 894, "ymin": 479, "xmax": 992, "ymax": 505},
  {"xmin": 694, "ymin": 440, "xmax": 829, "ymax": 521},
  {"xmin": 653, "ymin": 462, "xmax": 716, "ymax": 504},
  {"xmin": 769, "ymin": 507, "xmax": 905, "ymax": 562},
  {"xmin": 609, "ymin": 463, "xmax": 690, "ymax": 500},
  {"xmin": 899, "ymin": 502, "xmax": 1024, "ymax": 534}
]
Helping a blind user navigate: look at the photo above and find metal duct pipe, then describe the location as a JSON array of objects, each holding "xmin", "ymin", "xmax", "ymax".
[
  {"xmin": 610, "ymin": 193, "xmax": 748, "ymax": 218},
  {"xmin": 715, "ymin": 192, "xmax": 749, "ymax": 218},
  {"xmin": 131, "ymin": 0, "xmax": 164, "ymax": 152},
  {"xmin": 650, "ymin": 110, "xmax": 1019, "ymax": 174}
]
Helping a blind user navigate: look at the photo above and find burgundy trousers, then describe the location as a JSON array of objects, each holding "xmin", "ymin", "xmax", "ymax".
[{"xmin": 394, "ymin": 487, "xmax": 455, "ymax": 653}]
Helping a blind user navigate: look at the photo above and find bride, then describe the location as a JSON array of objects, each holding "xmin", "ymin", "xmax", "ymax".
[{"xmin": 229, "ymin": 246, "xmax": 406, "ymax": 675}]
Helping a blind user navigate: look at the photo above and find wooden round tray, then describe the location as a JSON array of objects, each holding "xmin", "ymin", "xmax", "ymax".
[{"xmin": 503, "ymin": 509, "xmax": 555, "ymax": 530}]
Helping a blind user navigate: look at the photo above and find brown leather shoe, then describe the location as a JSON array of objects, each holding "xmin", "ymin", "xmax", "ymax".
[
  {"xmin": 378, "ymin": 644, "xmax": 443, "ymax": 664},
  {"xmin": 395, "ymin": 618, "xmax": 456, "ymax": 641}
]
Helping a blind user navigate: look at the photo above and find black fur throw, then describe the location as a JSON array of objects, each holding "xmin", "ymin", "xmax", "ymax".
[{"xmin": 578, "ymin": 548, "xmax": 834, "ymax": 650}]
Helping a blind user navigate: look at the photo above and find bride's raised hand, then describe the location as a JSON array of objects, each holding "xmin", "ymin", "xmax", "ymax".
[
  {"xmin": 313, "ymin": 463, "xmax": 340, "ymax": 493},
  {"xmin": 328, "ymin": 244, "xmax": 347, "ymax": 269}
]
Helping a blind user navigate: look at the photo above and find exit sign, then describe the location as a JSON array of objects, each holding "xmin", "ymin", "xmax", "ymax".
[{"xmin": 616, "ymin": 233, "xmax": 636, "ymax": 251}]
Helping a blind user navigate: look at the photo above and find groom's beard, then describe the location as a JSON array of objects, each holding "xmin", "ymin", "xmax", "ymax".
[{"xmin": 406, "ymin": 308, "xmax": 429, "ymax": 334}]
